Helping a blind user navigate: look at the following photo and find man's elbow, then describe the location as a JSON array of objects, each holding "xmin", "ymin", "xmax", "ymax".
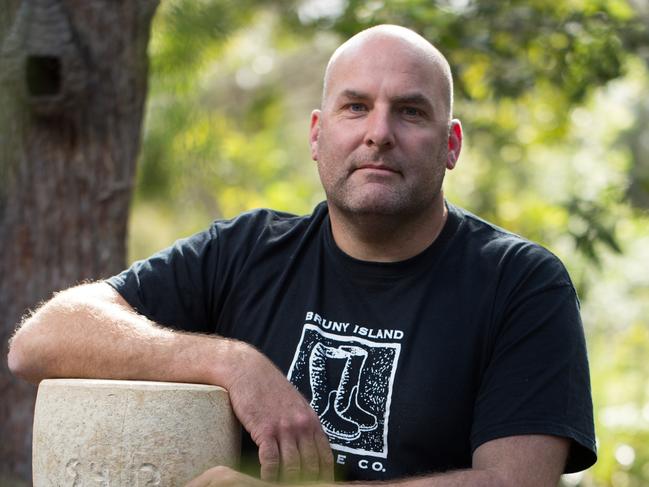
[
  {"xmin": 7, "ymin": 282, "xmax": 120, "ymax": 383},
  {"xmin": 7, "ymin": 294, "xmax": 66, "ymax": 383},
  {"xmin": 7, "ymin": 316, "xmax": 44, "ymax": 383},
  {"xmin": 7, "ymin": 343, "xmax": 37, "ymax": 383}
]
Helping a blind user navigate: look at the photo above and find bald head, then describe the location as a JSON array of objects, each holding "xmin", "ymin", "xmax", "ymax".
[{"xmin": 322, "ymin": 25, "xmax": 454, "ymax": 121}]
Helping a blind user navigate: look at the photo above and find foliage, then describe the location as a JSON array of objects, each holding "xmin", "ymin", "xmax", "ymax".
[
  {"xmin": 129, "ymin": 2, "xmax": 649, "ymax": 485},
  {"xmin": 305, "ymin": 0, "xmax": 648, "ymax": 269},
  {"xmin": 136, "ymin": 2, "xmax": 325, "ymax": 228}
]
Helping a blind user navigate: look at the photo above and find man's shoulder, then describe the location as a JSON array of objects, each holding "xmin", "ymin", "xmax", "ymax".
[
  {"xmin": 449, "ymin": 203, "xmax": 526, "ymax": 242},
  {"xmin": 205, "ymin": 202, "xmax": 329, "ymax": 246},
  {"xmin": 450, "ymin": 203, "xmax": 555, "ymax": 254},
  {"xmin": 448, "ymin": 203, "xmax": 572, "ymax": 286}
]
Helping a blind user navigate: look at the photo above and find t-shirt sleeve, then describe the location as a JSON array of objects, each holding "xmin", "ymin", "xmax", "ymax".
[
  {"xmin": 470, "ymin": 248, "xmax": 596, "ymax": 473},
  {"xmin": 105, "ymin": 226, "xmax": 219, "ymax": 333}
]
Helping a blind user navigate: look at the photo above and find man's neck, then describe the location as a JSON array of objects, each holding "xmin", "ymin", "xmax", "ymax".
[{"xmin": 328, "ymin": 198, "xmax": 448, "ymax": 263}]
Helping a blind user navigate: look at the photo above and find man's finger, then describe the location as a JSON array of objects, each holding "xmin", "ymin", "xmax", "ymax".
[
  {"xmin": 258, "ymin": 439, "xmax": 280, "ymax": 482},
  {"xmin": 315, "ymin": 430, "xmax": 334, "ymax": 481},
  {"xmin": 297, "ymin": 433, "xmax": 321, "ymax": 481},
  {"xmin": 279, "ymin": 435, "xmax": 301, "ymax": 483},
  {"xmin": 184, "ymin": 465, "xmax": 233, "ymax": 487},
  {"xmin": 184, "ymin": 466, "xmax": 268, "ymax": 487}
]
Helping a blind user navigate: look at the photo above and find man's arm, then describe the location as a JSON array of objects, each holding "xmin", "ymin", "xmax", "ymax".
[
  {"xmin": 186, "ymin": 434, "xmax": 569, "ymax": 487},
  {"xmin": 7, "ymin": 282, "xmax": 333, "ymax": 482}
]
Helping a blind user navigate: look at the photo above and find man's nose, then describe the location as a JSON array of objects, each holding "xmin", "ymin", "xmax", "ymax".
[{"xmin": 364, "ymin": 108, "xmax": 395, "ymax": 149}]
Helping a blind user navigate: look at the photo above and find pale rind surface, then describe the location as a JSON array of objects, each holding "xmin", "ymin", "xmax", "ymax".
[{"xmin": 32, "ymin": 379, "xmax": 241, "ymax": 486}]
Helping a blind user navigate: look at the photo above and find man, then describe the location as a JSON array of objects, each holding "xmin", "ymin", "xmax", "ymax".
[{"xmin": 8, "ymin": 25, "xmax": 596, "ymax": 486}]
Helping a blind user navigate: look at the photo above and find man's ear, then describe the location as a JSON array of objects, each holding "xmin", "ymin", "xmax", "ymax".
[
  {"xmin": 447, "ymin": 119, "xmax": 462, "ymax": 170},
  {"xmin": 310, "ymin": 110, "xmax": 321, "ymax": 161}
]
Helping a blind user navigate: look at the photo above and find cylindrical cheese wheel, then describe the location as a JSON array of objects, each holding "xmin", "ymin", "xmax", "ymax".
[{"xmin": 32, "ymin": 379, "xmax": 241, "ymax": 486}]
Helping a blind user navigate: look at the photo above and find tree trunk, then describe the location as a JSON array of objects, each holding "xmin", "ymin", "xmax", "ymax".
[{"xmin": 0, "ymin": 0, "xmax": 159, "ymax": 484}]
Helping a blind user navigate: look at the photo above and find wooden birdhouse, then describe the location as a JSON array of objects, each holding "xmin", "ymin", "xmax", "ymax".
[{"xmin": 0, "ymin": 0, "xmax": 89, "ymax": 117}]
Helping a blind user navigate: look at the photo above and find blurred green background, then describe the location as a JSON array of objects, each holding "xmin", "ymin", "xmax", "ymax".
[{"xmin": 129, "ymin": 1, "xmax": 649, "ymax": 486}]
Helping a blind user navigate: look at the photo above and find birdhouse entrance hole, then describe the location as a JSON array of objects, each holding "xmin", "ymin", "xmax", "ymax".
[{"xmin": 26, "ymin": 55, "xmax": 61, "ymax": 96}]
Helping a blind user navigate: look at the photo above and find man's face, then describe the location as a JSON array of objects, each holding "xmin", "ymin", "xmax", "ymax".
[{"xmin": 310, "ymin": 36, "xmax": 460, "ymax": 220}]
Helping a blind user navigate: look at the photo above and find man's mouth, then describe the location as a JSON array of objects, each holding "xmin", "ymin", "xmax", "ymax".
[{"xmin": 355, "ymin": 163, "xmax": 399, "ymax": 174}]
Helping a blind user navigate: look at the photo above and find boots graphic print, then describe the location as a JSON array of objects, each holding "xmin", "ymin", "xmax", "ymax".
[
  {"xmin": 335, "ymin": 346, "xmax": 377, "ymax": 432},
  {"xmin": 307, "ymin": 343, "xmax": 377, "ymax": 442}
]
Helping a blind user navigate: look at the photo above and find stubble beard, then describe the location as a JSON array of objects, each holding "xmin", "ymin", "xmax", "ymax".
[{"xmin": 319, "ymin": 149, "xmax": 448, "ymax": 227}]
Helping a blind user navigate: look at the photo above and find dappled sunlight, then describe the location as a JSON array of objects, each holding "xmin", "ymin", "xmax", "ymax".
[{"xmin": 131, "ymin": 3, "xmax": 649, "ymax": 485}]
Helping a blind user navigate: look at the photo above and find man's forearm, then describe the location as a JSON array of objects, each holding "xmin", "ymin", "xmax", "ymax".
[
  {"xmin": 334, "ymin": 434, "xmax": 567, "ymax": 487},
  {"xmin": 7, "ymin": 282, "xmax": 242, "ymax": 388},
  {"xmin": 188, "ymin": 433, "xmax": 569, "ymax": 487},
  {"xmin": 8, "ymin": 282, "xmax": 335, "ymax": 482},
  {"xmin": 336, "ymin": 469, "xmax": 508, "ymax": 487},
  {"xmin": 185, "ymin": 466, "xmax": 512, "ymax": 487}
]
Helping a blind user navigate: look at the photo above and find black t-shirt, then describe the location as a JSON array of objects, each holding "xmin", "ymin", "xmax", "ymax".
[{"xmin": 106, "ymin": 201, "xmax": 596, "ymax": 480}]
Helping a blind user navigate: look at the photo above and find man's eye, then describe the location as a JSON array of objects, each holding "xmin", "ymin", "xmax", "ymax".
[
  {"xmin": 348, "ymin": 103, "xmax": 366, "ymax": 112},
  {"xmin": 402, "ymin": 107, "xmax": 422, "ymax": 117}
]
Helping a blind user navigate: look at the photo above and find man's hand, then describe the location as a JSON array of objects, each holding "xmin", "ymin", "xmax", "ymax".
[
  {"xmin": 185, "ymin": 466, "xmax": 271, "ymax": 487},
  {"xmin": 221, "ymin": 343, "xmax": 334, "ymax": 483}
]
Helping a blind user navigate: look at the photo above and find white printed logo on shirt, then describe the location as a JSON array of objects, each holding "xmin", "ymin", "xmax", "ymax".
[{"xmin": 287, "ymin": 324, "xmax": 401, "ymax": 458}]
